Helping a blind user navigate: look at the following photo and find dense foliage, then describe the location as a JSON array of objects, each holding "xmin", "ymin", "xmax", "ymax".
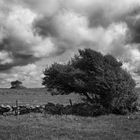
[
  {"xmin": 43, "ymin": 49, "xmax": 138, "ymax": 114},
  {"xmin": 10, "ymin": 80, "xmax": 25, "ymax": 89}
]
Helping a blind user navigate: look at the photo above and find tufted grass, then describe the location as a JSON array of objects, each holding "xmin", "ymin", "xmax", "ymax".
[{"xmin": 0, "ymin": 113, "xmax": 140, "ymax": 140}]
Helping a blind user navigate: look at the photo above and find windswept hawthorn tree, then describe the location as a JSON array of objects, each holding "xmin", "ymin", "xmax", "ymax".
[{"xmin": 42, "ymin": 49, "xmax": 138, "ymax": 114}]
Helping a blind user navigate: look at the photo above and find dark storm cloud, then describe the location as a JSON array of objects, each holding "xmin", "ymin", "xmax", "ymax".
[
  {"xmin": 0, "ymin": 36, "xmax": 39, "ymax": 71},
  {"xmin": 33, "ymin": 16, "xmax": 58, "ymax": 37},
  {"xmin": 0, "ymin": 54, "xmax": 39, "ymax": 71},
  {"xmin": 127, "ymin": 16, "xmax": 140, "ymax": 43}
]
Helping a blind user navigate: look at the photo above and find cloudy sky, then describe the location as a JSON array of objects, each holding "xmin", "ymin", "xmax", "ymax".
[{"xmin": 0, "ymin": 0, "xmax": 140, "ymax": 88}]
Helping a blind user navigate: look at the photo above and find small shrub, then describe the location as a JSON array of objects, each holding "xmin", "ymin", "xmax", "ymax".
[{"xmin": 44, "ymin": 103, "xmax": 106, "ymax": 117}]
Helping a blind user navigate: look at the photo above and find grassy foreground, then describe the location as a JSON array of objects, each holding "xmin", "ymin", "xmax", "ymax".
[{"xmin": 0, "ymin": 113, "xmax": 140, "ymax": 140}]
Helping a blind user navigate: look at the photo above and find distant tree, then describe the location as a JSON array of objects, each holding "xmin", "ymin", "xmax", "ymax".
[
  {"xmin": 10, "ymin": 80, "xmax": 24, "ymax": 89},
  {"xmin": 42, "ymin": 49, "xmax": 138, "ymax": 114}
]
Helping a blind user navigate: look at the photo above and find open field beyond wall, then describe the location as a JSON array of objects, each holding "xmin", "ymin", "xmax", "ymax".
[
  {"xmin": 0, "ymin": 88, "xmax": 139, "ymax": 106},
  {"xmin": 0, "ymin": 88, "xmax": 81, "ymax": 106}
]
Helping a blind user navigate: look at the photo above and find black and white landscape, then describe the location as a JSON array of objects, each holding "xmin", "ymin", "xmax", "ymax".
[{"xmin": 0, "ymin": 0, "xmax": 140, "ymax": 140}]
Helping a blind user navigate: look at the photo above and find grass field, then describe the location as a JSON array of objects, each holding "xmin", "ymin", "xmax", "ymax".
[
  {"xmin": 0, "ymin": 88, "xmax": 139, "ymax": 140},
  {"xmin": 0, "ymin": 88, "xmax": 139, "ymax": 106},
  {"xmin": 0, "ymin": 113, "xmax": 140, "ymax": 140},
  {"xmin": 0, "ymin": 88, "xmax": 80, "ymax": 106}
]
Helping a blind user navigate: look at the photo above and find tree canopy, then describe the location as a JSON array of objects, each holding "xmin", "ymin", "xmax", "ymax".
[
  {"xmin": 10, "ymin": 80, "xmax": 24, "ymax": 89},
  {"xmin": 42, "ymin": 48, "xmax": 138, "ymax": 114}
]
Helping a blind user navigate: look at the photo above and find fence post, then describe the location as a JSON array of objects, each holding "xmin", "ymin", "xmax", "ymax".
[
  {"xmin": 69, "ymin": 99, "xmax": 73, "ymax": 107},
  {"xmin": 15, "ymin": 100, "xmax": 18, "ymax": 116}
]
